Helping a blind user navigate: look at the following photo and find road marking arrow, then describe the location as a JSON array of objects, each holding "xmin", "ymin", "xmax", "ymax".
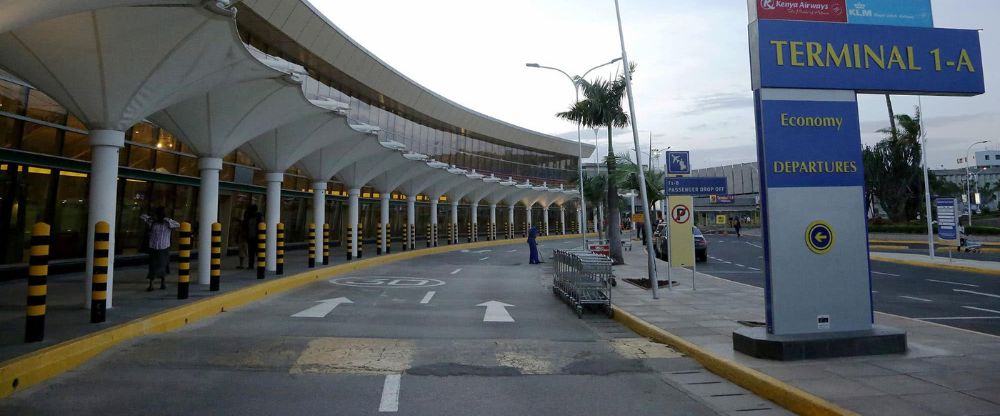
[
  {"xmin": 478, "ymin": 300, "xmax": 515, "ymax": 322},
  {"xmin": 291, "ymin": 297, "xmax": 353, "ymax": 318}
]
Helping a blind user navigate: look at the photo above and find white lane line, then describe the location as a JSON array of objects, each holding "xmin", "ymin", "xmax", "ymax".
[
  {"xmin": 962, "ymin": 306, "xmax": 1000, "ymax": 315},
  {"xmin": 479, "ymin": 256, "xmax": 489, "ymax": 261},
  {"xmin": 747, "ymin": 267, "xmax": 761, "ymax": 271},
  {"xmin": 734, "ymin": 264, "xmax": 745, "ymax": 268},
  {"xmin": 920, "ymin": 316, "xmax": 1000, "ymax": 321},
  {"xmin": 926, "ymin": 279, "xmax": 978, "ymax": 287},
  {"xmin": 900, "ymin": 295, "xmax": 933, "ymax": 302},
  {"xmin": 507, "ymin": 249, "xmax": 517, "ymax": 253},
  {"xmin": 872, "ymin": 291, "xmax": 879, "ymax": 293},
  {"xmin": 954, "ymin": 289, "xmax": 1000, "ymax": 299},
  {"xmin": 721, "ymin": 261, "xmax": 732, "ymax": 264},
  {"xmin": 709, "ymin": 271, "xmax": 760, "ymax": 274},
  {"xmin": 420, "ymin": 291, "xmax": 436, "ymax": 304},
  {"xmin": 872, "ymin": 271, "xmax": 901, "ymax": 277},
  {"xmin": 745, "ymin": 242, "xmax": 762, "ymax": 248},
  {"xmin": 379, "ymin": 374, "xmax": 401, "ymax": 412},
  {"xmin": 450, "ymin": 268, "xmax": 462, "ymax": 275}
]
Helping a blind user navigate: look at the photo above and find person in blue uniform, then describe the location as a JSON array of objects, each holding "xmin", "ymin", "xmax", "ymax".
[{"xmin": 528, "ymin": 224, "xmax": 542, "ymax": 264}]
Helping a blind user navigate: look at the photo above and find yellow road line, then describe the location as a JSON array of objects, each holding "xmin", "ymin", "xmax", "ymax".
[
  {"xmin": 870, "ymin": 255, "xmax": 1000, "ymax": 276},
  {"xmin": 0, "ymin": 233, "xmax": 590, "ymax": 399},
  {"xmin": 871, "ymin": 239, "xmax": 1000, "ymax": 247},
  {"xmin": 613, "ymin": 307, "xmax": 859, "ymax": 416}
]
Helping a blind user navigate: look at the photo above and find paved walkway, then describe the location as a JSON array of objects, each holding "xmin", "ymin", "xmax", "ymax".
[{"xmin": 611, "ymin": 247, "xmax": 1000, "ymax": 416}]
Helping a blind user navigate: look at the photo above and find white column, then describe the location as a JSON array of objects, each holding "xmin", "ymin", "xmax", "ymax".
[
  {"xmin": 380, "ymin": 192, "xmax": 390, "ymax": 253},
  {"xmin": 451, "ymin": 200, "xmax": 459, "ymax": 243},
  {"xmin": 196, "ymin": 157, "xmax": 222, "ymax": 286},
  {"xmin": 560, "ymin": 206, "xmax": 566, "ymax": 235},
  {"xmin": 265, "ymin": 172, "xmax": 282, "ymax": 272},
  {"xmin": 579, "ymin": 207, "xmax": 585, "ymax": 235},
  {"xmin": 312, "ymin": 181, "xmax": 326, "ymax": 259},
  {"xmin": 470, "ymin": 200, "xmax": 479, "ymax": 242},
  {"xmin": 489, "ymin": 203, "xmax": 497, "ymax": 240},
  {"xmin": 407, "ymin": 195, "xmax": 417, "ymax": 249},
  {"xmin": 543, "ymin": 206, "xmax": 550, "ymax": 236},
  {"xmin": 349, "ymin": 188, "xmax": 360, "ymax": 259},
  {"xmin": 508, "ymin": 205, "xmax": 515, "ymax": 234},
  {"xmin": 430, "ymin": 199, "xmax": 439, "ymax": 246},
  {"xmin": 526, "ymin": 205, "xmax": 533, "ymax": 233},
  {"xmin": 85, "ymin": 130, "xmax": 124, "ymax": 308}
]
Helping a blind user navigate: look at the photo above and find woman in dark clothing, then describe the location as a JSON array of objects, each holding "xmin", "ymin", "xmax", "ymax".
[{"xmin": 528, "ymin": 224, "xmax": 542, "ymax": 264}]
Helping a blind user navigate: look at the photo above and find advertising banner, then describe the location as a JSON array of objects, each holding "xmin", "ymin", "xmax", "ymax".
[
  {"xmin": 710, "ymin": 195, "xmax": 736, "ymax": 204},
  {"xmin": 750, "ymin": 20, "xmax": 984, "ymax": 96},
  {"xmin": 753, "ymin": 0, "xmax": 847, "ymax": 23},
  {"xmin": 847, "ymin": 0, "xmax": 933, "ymax": 28},
  {"xmin": 665, "ymin": 177, "xmax": 728, "ymax": 196}
]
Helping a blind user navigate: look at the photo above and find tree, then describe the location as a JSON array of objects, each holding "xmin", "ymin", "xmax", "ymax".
[
  {"xmin": 557, "ymin": 67, "xmax": 633, "ymax": 264},
  {"xmin": 862, "ymin": 108, "xmax": 924, "ymax": 222},
  {"xmin": 615, "ymin": 152, "xmax": 664, "ymax": 216},
  {"xmin": 581, "ymin": 173, "xmax": 607, "ymax": 240}
]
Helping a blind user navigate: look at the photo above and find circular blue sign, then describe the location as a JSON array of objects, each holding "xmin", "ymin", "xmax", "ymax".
[{"xmin": 805, "ymin": 221, "xmax": 835, "ymax": 254}]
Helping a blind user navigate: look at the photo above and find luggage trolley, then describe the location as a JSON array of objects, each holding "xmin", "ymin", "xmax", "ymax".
[{"xmin": 552, "ymin": 249, "xmax": 613, "ymax": 318}]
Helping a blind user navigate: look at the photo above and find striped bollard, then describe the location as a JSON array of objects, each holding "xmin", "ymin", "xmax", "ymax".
[
  {"xmin": 377, "ymin": 223, "xmax": 383, "ymax": 255},
  {"xmin": 25, "ymin": 223, "xmax": 49, "ymax": 342},
  {"xmin": 386, "ymin": 222, "xmax": 392, "ymax": 254},
  {"xmin": 357, "ymin": 223, "xmax": 363, "ymax": 258},
  {"xmin": 432, "ymin": 223, "xmax": 438, "ymax": 247},
  {"xmin": 346, "ymin": 224, "xmax": 354, "ymax": 260},
  {"xmin": 409, "ymin": 224, "xmax": 415, "ymax": 250},
  {"xmin": 256, "ymin": 222, "xmax": 266, "ymax": 279},
  {"xmin": 276, "ymin": 223, "xmax": 285, "ymax": 275},
  {"xmin": 322, "ymin": 224, "xmax": 330, "ymax": 265},
  {"xmin": 210, "ymin": 223, "xmax": 222, "ymax": 290},
  {"xmin": 177, "ymin": 222, "xmax": 191, "ymax": 299},
  {"xmin": 473, "ymin": 223, "xmax": 478, "ymax": 242},
  {"xmin": 426, "ymin": 224, "xmax": 431, "ymax": 248},
  {"xmin": 308, "ymin": 223, "xmax": 316, "ymax": 268},
  {"xmin": 90, "ymin": 221, "xmax": 110, "ymax": 323},
  {"xmin": 403, "ymin": 223, "xmax": 409, "ymax": 251}
]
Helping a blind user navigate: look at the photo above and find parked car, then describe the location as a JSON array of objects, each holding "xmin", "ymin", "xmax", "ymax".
[{"xmin": 653, "ymin": 224, "xmax": 707, "ymax": 262}]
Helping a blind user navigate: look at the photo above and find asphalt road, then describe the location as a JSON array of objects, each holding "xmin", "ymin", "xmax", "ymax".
[
  {"xmin": 1, "ymin": 239, "xmax": 786, "ymax": 415},
  {"xmin": 691, "ymin": 234, "xmax": 1000, "ymax": 336}
]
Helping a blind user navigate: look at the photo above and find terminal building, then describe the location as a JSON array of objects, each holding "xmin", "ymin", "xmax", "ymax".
[
  {"xmin": 0, "ymin": 0, "xmax": 592, "ymax": 286},
  {"xmin": 689, "ymin": 162, "xmax": 761, "ymax": 227}
]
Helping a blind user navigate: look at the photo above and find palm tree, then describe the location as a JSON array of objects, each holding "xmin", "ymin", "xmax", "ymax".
[
  {"xmin": 557, "ymin": 69, "xmax": 632, "ymax": 264},
  {"xmin": 581, "ymin": 174, "xmax": 607, "ymax": 240},
  {"xmin": 615, "ymin": 152, "xmax": 665, "ymax": 216}
]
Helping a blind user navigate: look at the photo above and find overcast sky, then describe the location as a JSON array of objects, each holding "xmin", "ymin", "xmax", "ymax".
[{"xmin": 312, "ymin": 0, "xmax": 998, "ymax": 170}]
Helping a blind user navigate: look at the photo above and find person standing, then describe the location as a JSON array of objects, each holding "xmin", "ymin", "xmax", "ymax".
[
  {"xmin": 141, "ymin": 207, "xmax": 180, "ymax": 291},
  {"xmin": 733, "ymin": 216, "xmax": 742, "ymax": 239},
  {"xmin": 528, "ymin": 223, "xmax": 542, "ymax": 264},
  {"xmin": 236, "ymin": 205, "xmax": 258, "ymax": 269}
]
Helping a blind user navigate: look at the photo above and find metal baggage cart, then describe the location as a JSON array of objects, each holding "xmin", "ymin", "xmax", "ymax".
[{"xmin": 552, "ymin": 249, "xmax": 613, "ymax": 318}]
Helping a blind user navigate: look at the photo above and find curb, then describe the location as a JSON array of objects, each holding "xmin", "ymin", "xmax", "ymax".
[
  {"xmin": 870, "ymin": 254, "xmax": 1000, "ymax": 276},
  {"xmin": 0, "ymin": 233, "xmax": 587, "ymax": 399},
  {"xmin": 612, "ymin": 306, "xmax": 859, "ymax": 416}
]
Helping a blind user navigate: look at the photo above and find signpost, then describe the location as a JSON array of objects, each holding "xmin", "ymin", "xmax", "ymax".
[
  {"xmin": 735, "ymin": 0, "xmax": 983, "ymax": 360},
  {"xmin": 936, "ymin": 198, "xmax": 958, "ymax": 244},
  {"xmin": 666, "ymin": 151, "xmax": 691, "ymax": 175}
]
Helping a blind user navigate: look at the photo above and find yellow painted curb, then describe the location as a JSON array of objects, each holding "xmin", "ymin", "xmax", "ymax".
[
  {"xmin": 868, "ymin": 245, "xmax": 909, "ymax": 250},
  {"xmin": 612, "ymin": 306, "xmax": 859, "ymax": 416},
  {"xmin": 869, "ymin": 255, "xmax": 1000, "ymax": 276},
  {"xmin": 871, "ymin": 239, "xmax": 1000, "ymax": 247},
  {"xmin": 0, "ymin": 233, "xmax": 590, "ymax": 399}
]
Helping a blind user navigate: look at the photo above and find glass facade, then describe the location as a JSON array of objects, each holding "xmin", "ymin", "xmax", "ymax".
[{"xmin": 0, "ymin": 73, "xmax": 575, "ymax": 268}]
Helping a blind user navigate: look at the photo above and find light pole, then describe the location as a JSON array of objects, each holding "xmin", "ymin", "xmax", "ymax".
[
  {"xmin": 918, "ymin": 97, "xmax": 934, "ymax": 258},
  {"xmin": 613, "ymin": 0, "xmax": 660, "ymax": 299},
  {"xmin": 965, "ymin": 140, "xmax": 989, "ymax": 227},
  {"xmin": 526, "ymin": 57, "xmax": 623, "ymax": 247}
]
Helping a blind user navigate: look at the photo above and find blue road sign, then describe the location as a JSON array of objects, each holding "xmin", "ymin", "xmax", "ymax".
[
  {"xmin": 805, "ymin": 221, "xmax": 835, "ymax": 254},
  {"xmin": 936, "ymin": 198, "xmax": 957, "ymax": 241},
  {"xmin": 666, "ymin": 151, "xmax": 691, "ymax": 174},
  {"xmin": 665, "ymin": 177, "xmax": 728, "ymax": 196}
]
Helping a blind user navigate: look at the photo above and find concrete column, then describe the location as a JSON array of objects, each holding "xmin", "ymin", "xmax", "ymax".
[
  {"xmin": 430, "ymin": 199, "xmax": 439, "ymax": 247},
  {"xmin": 489, "ymin": 203, "xmax": 497, "ymax": 240},
  {"xmin": 84, "ymin": 130, "xmax": 125, "ymax": 308},
  {"xmin": 265, "ymin": 172, "xmax": 282, "ymax": 272},
  {"xmin": 380, "ymin": 193, "xmax": 390, "ymax": 253},
  {"xmin": 312, "ymin": 181, "xmax": 326, "ymax": 261},
  {"xmin": 543, "ymin": 206, "xmax": 550, "ymax": 236},
  {"xmin": 508, "ymin": 205, "xmax": 515, "ymax": 231},
  {"xmin": 451, "ymin": 200, "xmax": 459, "ymax": 243},
  {"xmin": 349, "ymin": 188, "xmax": 360, "ymax": 259},
  {"xmin": 196, "ymin": 157, "xmax": 222, "ymax": 286},
  {"xmin": 470, "ymin": 200, "xmax": 478, "ymax": 242},
  {"xmin": 560, "ymin": 206, "xmax": 566, "ymax": 235},
  {"xmin": 407, "ymin": 195, "xmax": 417, "ymax": 249},
  {"xmin": 526, "ymin": 205, "xmax": 533, "ymax": 233}
]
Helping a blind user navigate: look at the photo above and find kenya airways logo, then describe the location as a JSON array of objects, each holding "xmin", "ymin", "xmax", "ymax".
[{"xmin": 761, "ymin": 0, "xmax": 776, "ymax": 10}]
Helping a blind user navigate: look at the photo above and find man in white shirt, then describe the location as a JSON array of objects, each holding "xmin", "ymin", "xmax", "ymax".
[{"xmin": 140, "ymin": 207, "xmax": 180, "ymax": 291}]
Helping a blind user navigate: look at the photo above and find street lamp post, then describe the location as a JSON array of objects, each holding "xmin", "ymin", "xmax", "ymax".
[
  {"xmin": 526, "ymin": 57, "xmax": 622, "ymax": 248},
  {"xmin": 965, "ymin": 140, "xmax": 989, "ymax": 227}
]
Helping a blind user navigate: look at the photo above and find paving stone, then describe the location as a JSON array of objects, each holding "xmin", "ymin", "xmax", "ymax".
[
  {"xmin": 837, "ymin": 395, "xmax": 942, "ymax": 416},
  {"xmin": 853, "ymin": 375, "xmax": 952, "ymax": 395},
  {"xmin": 899, "ymin": 392, "xmax": 1000, "ymax": 416}
]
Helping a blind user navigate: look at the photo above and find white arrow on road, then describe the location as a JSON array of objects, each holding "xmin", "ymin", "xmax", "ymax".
[
  {"xmin": 477, "ymin": 300, "xmax": 515, "ymax": 322},
  {"xmin": 291, "ymin": 297, "xmax": 353, "ymax": 318}
]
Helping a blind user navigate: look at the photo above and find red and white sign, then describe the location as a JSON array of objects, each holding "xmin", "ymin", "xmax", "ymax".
[
  {"xmin": 755, "ymin": 0, "xmax": 847, "ymax": 23},
  {"xmin": 671, "ymin": 205, "xmax": 691, "ymax": 224}
]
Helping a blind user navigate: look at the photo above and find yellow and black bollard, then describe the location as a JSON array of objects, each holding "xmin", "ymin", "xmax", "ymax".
[
  {"xmin": 402, "ymin": 223, "xmax": 408, "ymax": 251},
  {"xmin": 346, "ymin": 224, "xmax": 354, "ymax": 260},
  {"xmin": 90, "ymin": 221, "xmax": 110, "ymax": 324},
  {"xmin": 473, "ymin": 223, "xmax": 478, "ymax": 242},
  {"xmin": 447, "ymin": 223, "xmax": 453, "ymax": 245},
  {"xmin": 177, "ymin": 222, "xmax": 191, "ymax": 300},
  {"xmin": 276, "ymin": 223, "xmax": 285, "ymax": 275},
  {"xmin": 377, "ymin": 223, "xmax": 383, "ymax": 255},
  {"xmin": 357, "ymin": 223, "xmax": 363, "ymax": 258},
  {"xmin": 256, "ymin": 222, "xmax": 266, "ymax": 279},
  {"xmin": 426, "ymin": 224, "xmax": 431, "ymax": 248},
  {"xmin": 386, "ymin": 222, "xmax": 392, "ymax": 254},
  {"xmin": 432, "ymin": 223, "xmax": 438, "ymax": 247},
  {"xmin": 210, "ymin": 223, "xmax": 222, "ymax": 291},
  {"xmin": 322, "ymin": 223, "xmax": 330, "ymax": 265},
  {"xmin": 308, "ymin": 223, "xmax": 316, "ymax": 268},
  {"xmin": 25, "ymin": 223, "xmax": 49, "ymax": 342}
]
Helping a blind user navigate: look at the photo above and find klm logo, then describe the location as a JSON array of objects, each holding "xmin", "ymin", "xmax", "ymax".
[{"xmin": 849, "ymin": 2, "xmax": 872, "ymax": 17}]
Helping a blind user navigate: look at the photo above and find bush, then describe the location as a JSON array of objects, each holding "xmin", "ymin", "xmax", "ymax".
[{"xmin": 867, "ymin": 223, "xmax": 1000, "ymax": 235}]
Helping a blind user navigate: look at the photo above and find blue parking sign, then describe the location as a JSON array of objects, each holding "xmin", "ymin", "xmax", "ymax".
[{"xmin": 666, "ymin": 151, "xmax": 691, "ymax": 175}]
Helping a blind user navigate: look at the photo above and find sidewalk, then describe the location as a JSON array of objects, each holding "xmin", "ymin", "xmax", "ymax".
[
  {"xmin": 870, "ymin": 251, "xmax": 1000, "ymax": 275},
  {"xmin": 610, "ymin": 248, "xmax": 1000, "ymax": 415}
]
